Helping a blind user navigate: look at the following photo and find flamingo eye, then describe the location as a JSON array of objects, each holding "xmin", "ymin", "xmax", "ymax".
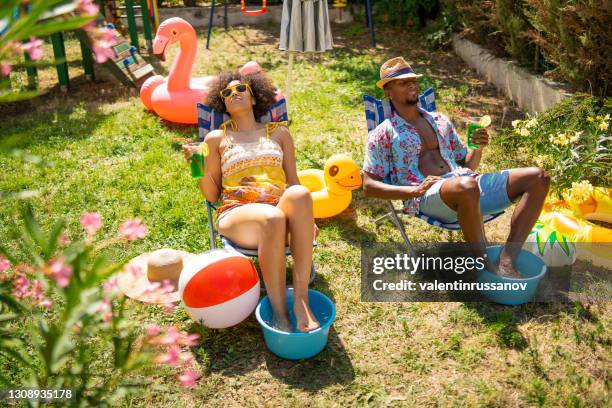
[{"xmin": 172, "ymin": 29, "xmax": 177, "ymax": 36}]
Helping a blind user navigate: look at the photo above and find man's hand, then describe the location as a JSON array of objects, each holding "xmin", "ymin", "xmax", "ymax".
[
  {"xmin": 414, "ymin": 175, "xmax": 442, "ymax": 196},
  {"xmin": 470, "ymin": 128, "xmax": 490, "ymax": 150},
  {"xmin": 181, "ymin": 143, "xmax": 198, "ymax": 162}
]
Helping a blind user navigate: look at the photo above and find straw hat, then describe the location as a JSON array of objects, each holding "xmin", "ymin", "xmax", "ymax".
[
  {"xmin": 376, "ymin": 56, "xmax": 422, "ymax": 88},
  {"xmin": 117, "ymin": 248, "xmax": 196, "ymax": 304}
]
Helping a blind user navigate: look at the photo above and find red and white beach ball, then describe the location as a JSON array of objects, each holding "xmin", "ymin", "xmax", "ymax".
[{"xmin": 178, "ymin": 249, "xmax": 260, "ymax": 328}]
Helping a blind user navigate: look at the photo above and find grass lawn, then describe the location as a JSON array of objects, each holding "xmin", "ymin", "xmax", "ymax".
[{"xmin": 1, "ymin": 24, "xmax": 610, "ymax": 407}]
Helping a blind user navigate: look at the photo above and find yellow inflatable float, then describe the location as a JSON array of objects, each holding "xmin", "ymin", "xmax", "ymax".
[
  {"xmin": 537, "ymin": 183, "xmax": 611, "ymax": 268},
  {"xmin": 298, "ymin": 154, "xmax": 362, "ymax": 218}
]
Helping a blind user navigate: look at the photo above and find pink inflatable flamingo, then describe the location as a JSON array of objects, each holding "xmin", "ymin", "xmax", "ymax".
[{"xmin": 140, "ymin": 17, "xmax": 215, "ymax": 124}]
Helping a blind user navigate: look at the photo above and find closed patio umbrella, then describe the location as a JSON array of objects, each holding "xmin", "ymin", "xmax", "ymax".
[{"xmin": 279, "ymin": 0, "xmax": 334, "ymax": 105}]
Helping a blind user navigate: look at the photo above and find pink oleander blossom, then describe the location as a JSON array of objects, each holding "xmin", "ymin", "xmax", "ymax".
[
  {"xmin": 89, "ymin": 27, "xmax": 117, "ymax": 63},
  {"xmin": 49, "ymin": 258, "xmax": 73, "ymax": 288},
  {"xmin": 21, "ymin": 38, "xmax": 43, "ymax": 61},
  {"xmin": 178, "ymin": 333, "xmax": 200, "ymax": 347},
  {"xmin": 39, "ymin": 298, "xmax": 53, "ymax": 309},
  {"xmin": 81, "ymin": 212, "xmax": 102, "ymax": 235},
  {"xmin": 0, "ymin": 257, "xmax": 10, "ymax": 273},
  {"xmin": 163, "ymin": 302, "xmax": 176, "ymax": 314},
  {"xmin": 76, "ymin": 0, "xmax": 100, "ymax": 16},
  {"xmin": 1, "ymin": 63, "xmax": 11, "ymax": 77},
  {"xmin": 146, "ymin": 324, "xmax": 161, "ymax": 337},
  {"xmin": 119, "ymin": 218, "xmax": 148, "ymax": 241},
  {"xmin": 154, "ymin": 346, "xmax": 181, "ymax": 366},
  {"xmin": 103, "ymin": 276, "xmax": 119, "ymax": 293},
  {"xmin": 12, "ymin": 273, "xmax": 31, "ymax": 298},
  {"xmin": 178, "ymin": 369, "xmax": 199, "ymax": 387}
]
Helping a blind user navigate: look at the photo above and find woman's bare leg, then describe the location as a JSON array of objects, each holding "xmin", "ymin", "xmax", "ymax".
[
  {"xmin": 277, "ymin": 185, "xmax": 320, "ymax": 332},
  {"xmin": 217, "ymin": 203, "xmax": 291, "ymax": 331}
]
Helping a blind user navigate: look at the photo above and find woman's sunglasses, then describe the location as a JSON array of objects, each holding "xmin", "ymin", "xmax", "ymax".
[{"xmin": 220, "ymin": 83, "xmax": 253, "ymax": 99}]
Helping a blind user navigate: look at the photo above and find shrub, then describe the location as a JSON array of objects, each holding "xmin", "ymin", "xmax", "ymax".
[
  {"xmin": 0, "ymin": 207, "xmax": 201, "ymax": 405},
  {"xmin": 494, "ymin": 95, "xmax": 611, "ymax": 194}
]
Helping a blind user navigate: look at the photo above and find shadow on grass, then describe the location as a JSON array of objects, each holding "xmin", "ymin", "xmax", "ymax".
[{"xmin": 190, "ymin": 269, "xmax": 354, "ymax": 390}]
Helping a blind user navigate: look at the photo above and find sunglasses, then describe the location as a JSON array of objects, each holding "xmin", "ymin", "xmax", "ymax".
[{"xmin": 220, "ymin": 83, "xmax": 253, "ymax": 99}]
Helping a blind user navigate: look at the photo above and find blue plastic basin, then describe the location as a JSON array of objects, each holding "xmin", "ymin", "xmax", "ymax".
[
  {"xmin": 255, "ymin": 288, "xmax": 336, "ymax": 360},
  {"xmin": 477, "ymin": 245, "xmax": 547, "ymax": 305}
]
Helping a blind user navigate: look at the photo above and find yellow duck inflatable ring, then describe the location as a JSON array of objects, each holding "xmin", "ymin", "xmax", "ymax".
[{"xmin": 298, "ymin": 154, "xmax": 362, "ymax": 218}]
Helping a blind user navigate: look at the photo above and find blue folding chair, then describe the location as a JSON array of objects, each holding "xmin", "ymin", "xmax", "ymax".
[
  {"xmin": 197, "ymin": 98, "xmax": 316, "ymax": 284},
  {"xmin": 364, "ymin": 88, "xmax": 505, "ymax": 252}
]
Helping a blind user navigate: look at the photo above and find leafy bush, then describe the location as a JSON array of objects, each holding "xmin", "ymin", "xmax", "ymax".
[
  {"xmin": 440, "ymin": 0, "xmax": 611, "ymax": 96},
  {"xmin": 494, "ymin": 95, "xmax": 611, "ymax": 194},
  {"xmin": 371, "ymin": 0, "xmax": 439, "ymax": 29},
  {"xmin": 0, "ymin": 207, "xmax": 200, "ymax": 405}
]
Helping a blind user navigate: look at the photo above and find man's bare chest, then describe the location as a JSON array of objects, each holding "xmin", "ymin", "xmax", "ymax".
[{"xmin": 408, "ymin": 119, "xmax": 439, "ymax": 151}]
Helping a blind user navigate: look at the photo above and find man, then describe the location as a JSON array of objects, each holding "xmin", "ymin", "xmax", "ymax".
[{"xmin": 362, "ymin": 57, "xmax": 550, "ymax": 277}]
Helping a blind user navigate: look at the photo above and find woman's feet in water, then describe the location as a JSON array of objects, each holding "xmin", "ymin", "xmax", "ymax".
[
  {"xmin": 487, "ymin": 249, "xmax": 521, "ymax": 279},
  {"xmin": 273, "ymin": 313, "xmax": 292, "ymax": 333},
  {"xmin": 293, "ymin": 296, "xmax": 320, "ymax": 332}
]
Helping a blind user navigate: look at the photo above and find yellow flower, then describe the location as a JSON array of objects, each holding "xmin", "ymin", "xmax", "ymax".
[
  {"xmin": 526, "ymin": 118, "xmax": 538, "ymax": 128},
  {"xmin": 599, "ymin": 121, "xmax": 609, "ymax": 131},
  {"xmin": 604, "ymin": 114, "xmax": 611, "ymax": 121},
  {"xmin": 534, "ymin": 154, "xmax": 549, "ymax": 167},
  {"xmin": 587, "ymin": 116, "xmax": 595, "ymax": 123},
  {"xmin": 564, "ymin": 180, "xmax": 593, "ymax": 204},
  {"xmin": 512, "ymin": 119, "xmax": 521, "ymax": 128},
  {"xmin": 519, "ymin": 127, "xmax": 530, "ymax": 136}
]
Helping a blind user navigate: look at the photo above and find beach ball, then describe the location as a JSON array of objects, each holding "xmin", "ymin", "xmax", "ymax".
[
  {"xmin": 523, "ymin": 220, "xmax": 576, "ymax": 267},
  {"xmin": 178, "ymin": 249, "xmax": 260, "ymax": 328}
]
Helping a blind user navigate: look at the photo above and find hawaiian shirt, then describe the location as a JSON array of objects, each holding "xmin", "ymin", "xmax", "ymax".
[
  {"xmin": 363, "ymin": 108, "xmax": 470, "ymax": 184},
  {"xmin": 363, "ymin": 108, "xmax": 471, "ymax": 213}
]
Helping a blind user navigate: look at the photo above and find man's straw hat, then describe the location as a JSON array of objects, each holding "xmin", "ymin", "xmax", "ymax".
[
  {"xmin": 117, "ymin": 248, "xmax": 195, "ymax": 304},
  {"xmin": 376, "ymin": 56, "xmax": 422, "ymax": 88}
]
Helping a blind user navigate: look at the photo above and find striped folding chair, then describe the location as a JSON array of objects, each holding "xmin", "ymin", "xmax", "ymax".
[
  {"xmin": 364, "ymin": 88, "xmax": 505, "ymax": 252},
  {"xmin": 196, "ymin": 98, "xmax": 316, "ymax": 284}
]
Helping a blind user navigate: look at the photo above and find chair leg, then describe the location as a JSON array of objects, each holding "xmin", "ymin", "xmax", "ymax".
[{"xmin": 386, "ymin": 201, "xmax": 414, "ymax": 255}]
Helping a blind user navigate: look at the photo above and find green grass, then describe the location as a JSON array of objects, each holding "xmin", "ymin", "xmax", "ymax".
[{"xmin": 1, "ymin": 25, "xmax": 610, "ymax": 407}]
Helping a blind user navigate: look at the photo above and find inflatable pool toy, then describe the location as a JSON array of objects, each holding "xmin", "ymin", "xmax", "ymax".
[
  {"xmin": 178, "ymin": 249, "xmax": 260, "ymax": 328},
  {"xmin": 535, "ymin": 184, "xmax": 611, "ymax": 268},
  {"xmin": 523, "ymin": 220, "xmax": 577, "ymax": 267},
  {"xmin": 140, "ymin": 17, "xmax": 215, "ymax": 124},
  {"xmin": 297, "ymin": 154, "xmax": 362, "ymax": 218},
  {"xmin": 238, "ymin": 60, "xmax": 285, "ymax": 102},
  {"xmin": 255, "ymin": 288, "xmax": 336, "ymax": 360}
]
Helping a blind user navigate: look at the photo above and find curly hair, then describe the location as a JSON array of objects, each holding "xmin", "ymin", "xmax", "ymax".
[{"xmin": 206, "ymin": 71, "xmax": 277, "ymax": 119}]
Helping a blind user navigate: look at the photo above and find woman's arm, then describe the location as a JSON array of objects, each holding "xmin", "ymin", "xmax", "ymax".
[{"xmin": 278, "ymin": 126, "xmax": 301, "ymax": 186}]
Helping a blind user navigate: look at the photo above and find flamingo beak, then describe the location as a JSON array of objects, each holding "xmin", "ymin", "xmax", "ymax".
[{"xmin": 153, "ymin": 35, "xmax": 169, "ymax": 62}]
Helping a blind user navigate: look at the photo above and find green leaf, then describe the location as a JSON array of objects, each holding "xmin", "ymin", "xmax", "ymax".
[
  {"xmin": 45, "ymin": 218, "xmax": 66, "ymax": 260},
  {"xmin": 25, "ymin": 15, "xmax": 95, "ymax": 38}
]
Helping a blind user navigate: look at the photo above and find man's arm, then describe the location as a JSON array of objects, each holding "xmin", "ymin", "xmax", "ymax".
[{"xmin": 363, "ymin": 172, "xmax": 441, "ymax": 200}]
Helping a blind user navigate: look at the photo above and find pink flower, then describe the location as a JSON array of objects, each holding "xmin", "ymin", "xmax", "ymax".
[
  {"xmin": 1, "ymin": 63, "xmax": 11, "ymax": 77},
  {"xmin": 154, "ymin": 346, "xmax": 180, "ymax": 366},
  {"xmin": 12, "ymin": 273, "xmax": 31, "ymax": 298},
  {"xmin": 22, "ymin": 37, "xmax": 44, "ymax": 61},
  {"xmin": 180, "ymin": 351, "xmax": 194, "ymax": 366},
  {"xmin": 157, "ymin": 326, "xmax": 180, "ymax": 346},
  {"xmin": 103, "ymin": 276, "xmax": 119, "ymax": 293},
  {"xmin": 0, "ymin": 257, "xmax": 10, "ymax": 273},
  {"xmin": 178, "ymin": 333, "xmax": 200, "ymax": 347},
  {"xmin": 39, "ymin": 298, "xmax": 53, "ymax": 309},
  {"xmin": 129, "ymin": 264, "xmax": 144, "ymax": 278},
  {"xmin": 97, "ymin": 299, "xmax": 113, "ymax": 322},
  {"xmin": 119, "ymin": 218, "xmax": 148, "ymax": 241},
  {"xmin": 178, "ymin": 369, "xmax": 199, "ymax": 387},
  {"xmin": 81, "ymin": 212, "xmax": 102, "ymax": 235},
  {"xmin": 92, "ymin": 45, "xmax": 115, "ymax": 64},
  {"xmin": 146, "ymin": 324, "xmax": 161, "ymax": 337},
  {"xmin": 76, "ymin": 0, "xmax": 100, "ymax": 16},
  {"xmin": 48, "ymin": 258, "xmax": 73, "ymax": 288},
  {"xmin": 87, "ymin": 27, "xmax": 117, "ymax": 63},
  {"xmin": 29, "ymin": 280, "xmax": 45, "ymax": 301},
  {"xmin": 163, "ymin": 302, "xmax": 176, "ymax": 314}
]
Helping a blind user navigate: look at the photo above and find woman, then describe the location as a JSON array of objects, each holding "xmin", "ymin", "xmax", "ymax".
[{"xmin": 183, "ymin": 71, "xmax": 320, "ymax": 333}]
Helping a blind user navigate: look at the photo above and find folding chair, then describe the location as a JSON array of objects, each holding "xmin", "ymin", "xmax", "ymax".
[
  {"xmin": 363, "ymin": 88, "xmax": 505, "ymax": 252},
  {"xmin": 196, "ymin": 98, "xmax": 316, "ymax": 284}
]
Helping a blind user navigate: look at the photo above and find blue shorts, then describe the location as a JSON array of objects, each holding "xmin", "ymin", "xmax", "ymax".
[{"xmin": 416, "ymin": 170, "xmax": 512, "ymax": 223}]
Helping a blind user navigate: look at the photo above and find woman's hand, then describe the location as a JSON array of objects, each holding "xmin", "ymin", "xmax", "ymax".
[{"xmin": 182, "ymin": 143, "xmax": 198, "ymax": 162}]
